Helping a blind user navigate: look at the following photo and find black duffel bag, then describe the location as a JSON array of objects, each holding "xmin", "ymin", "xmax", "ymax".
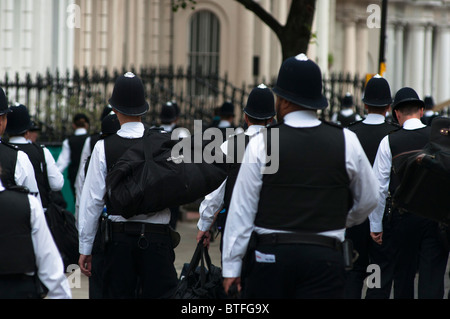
[
  {"xmin": 173, "ymin": 237, "xmax": 227, "ymax": 299},
  {"xmin": 105, "ymin": 129, "xmax": 227, "ymax": 219},
  {"xmin": 45, "ymin": 201, "xmax": 79, "ymax": 269}
]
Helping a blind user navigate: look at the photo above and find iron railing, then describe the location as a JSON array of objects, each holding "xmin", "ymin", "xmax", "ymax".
[{"xmin": 0, "ymin": 66, "xmax": 367, "ymax": 145}]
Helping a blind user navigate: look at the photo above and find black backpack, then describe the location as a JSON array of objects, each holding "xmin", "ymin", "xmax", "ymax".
[
  {"xmin": 392, "ymin": 117, "xmax": 450, "ymax": 225},
  {"xmin": 105, "ymin": 129, "xmax": 227, "ymax": 219}
]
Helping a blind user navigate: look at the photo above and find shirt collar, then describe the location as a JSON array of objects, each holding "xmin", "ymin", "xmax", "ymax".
[
  {"xmin": 362, "ymin": 113, "xmax": 386, "ymax": 125},
  {"xmin": 403, "ymin": 118, "xmax": 427, "ymax": 130},
  {"xmin": 245, "ymin": 124, "xmax": 264, "ymax": 136},
  {"xmin": 9, "ymin": 136, "xmax": 30, "ymax": 144},
  {"xmin": 117, "ymin": 121, "xmax": 145, "ymax": 138},
  {"xmin": 283, "ymin": 110, "xmax": 321, "ymax": 128},
  {"xmin": 218, "ymin": 120, "xmax": 232, "ymax": 128},
  {"xmin": 74, "ymin": 128, "xmax": 88, "ymax": 136}
]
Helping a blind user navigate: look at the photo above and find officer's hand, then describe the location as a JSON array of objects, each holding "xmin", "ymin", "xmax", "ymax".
[
  {"xmin": 223, "ymin": 277, "xmax": 241, "ymax": 295},
  {"xmin": 370, "ymin": 232, "xmax": 383, "ymax": 245},
  {"xmin": 196, "ymin": 230, "xmax": 211, "ymax": 249},
  {"xmin": 79, "ymin": 254, "xmax": 92, "ymax": 277}
]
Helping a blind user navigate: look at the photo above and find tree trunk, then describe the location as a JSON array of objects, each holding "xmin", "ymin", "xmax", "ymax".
[{"xmin": 235, "ymin": 0, "xmax": 317, "ymax": 62}]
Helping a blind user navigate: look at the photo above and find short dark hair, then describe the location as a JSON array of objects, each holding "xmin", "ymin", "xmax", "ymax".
[{"xmin": 73, "ymin": 113, "xmax": 90, "ymax": 127}]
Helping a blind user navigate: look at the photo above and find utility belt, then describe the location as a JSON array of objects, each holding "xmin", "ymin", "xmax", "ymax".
[
  {"xmin": 101, "ymin": 219, "xmax": 180, "ymax": 249},
  {"xmin": 248, "ymin": 231, "xmax": 356, "ymax": 271},
  {"xmin": 255, "ymin": 232, "xmax": 343, "ymax": 251}
]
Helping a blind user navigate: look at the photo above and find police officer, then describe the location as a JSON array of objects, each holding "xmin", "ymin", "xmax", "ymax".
[
  {"xmin": 6, "ymin": 104, "xmax": 64, "ymax": 210},
  {"xmin": 371, "ymin": 87, "xmax": 449, "ymax": 298},
  {"xmin": 221, "ymin": 54, "xmax": 379, "ymax": 298},
  {"xmin": 56, "ymin": 112, "xmax": 90, "ymax": 196},
  {"xmin": 197, "ymin": 84, "xmax": 276, "ymax": 251},
  {"xmin": 78, "ymin": 72, "xmax": 178, "ymax": 299},
  {"xmin": 0, "ymin": 88, "xmax": 40, "ymax": 199},
  {"xmin": 0, "ymin": 164, "xmax": 71, "ymax": 299},
  {"xmin": 421, "ymin": 95, "xmax": 439, "ymax": 126},
  {"xmin": 346, "ymin": 75, "xmax": 400, "ymax": 298},
  {"xmin": 331, "ymin": 92, "xmax": 362, "ymax": 127}
]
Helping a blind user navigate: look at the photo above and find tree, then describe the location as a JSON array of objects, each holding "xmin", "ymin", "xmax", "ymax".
[
  {"xmin": 235, "ymin": 0, "xmax": 316, "ymax": 61},
  {"xmin": 173, "ymin": 0, "xmax": 317, "ymax": 61}
]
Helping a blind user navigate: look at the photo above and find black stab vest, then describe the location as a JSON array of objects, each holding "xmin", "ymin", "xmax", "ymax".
[
  {"xmin": 388, "ymin": 126, "xmax": 431, "ymax": 193},
  {"xmin": 255, "ymin": 122, "xmax": 351, "ymax": 232},
  {"xmin": 0, "ymin": 189, "xmax": 36, "ymax": 275},
  {"xmin": 348, "ymin": 120, "xmax": 400, "ymax": 166},
  {"xmin": 223, "ymin": 133, "xmax": 250, "ymax": 213},
  {"xmin": 68, "ymin": 134, "xmax": 89, "ymax": 189},
  {"xmin": 0, "ymin": 142, "xmax": 18, "ymax": 188},
  {"xmin": 104, "ymin": 133, "xmax": 142, "ymax": 215},
  {"xmin": 12, "ymin": 143, "xmax": 50, "ymax": 208}
]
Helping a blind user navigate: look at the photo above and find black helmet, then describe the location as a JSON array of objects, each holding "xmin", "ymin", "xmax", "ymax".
[
  {"xmin": 100, "ymin": 114, "xmax": 121, "ymax": 137},
  {"xmin": 244, "ymin": 84, "xmax": 276, "ymax": 120},
  {"xmin": 0, "ymin": 87, "xmax": 11, "ymax": 116},
  {"xmin": 109, "ymin": 72, "xmax": 149, "ymax": 116},
  {"xmin": 424, "ymin": 96, "xmax": 435, "ymax": 110},
  {"xmin": 341, "ymin": 92, "xmax": 354, "ymax": 108},
  {"xmin": 220, "ymin": 101, "xmax": 235, "ymax": 116},
  {"xmin": 159, "ymin": 102, "xmax": 177, "ymax": 124},
  {"xmin": 272, "ymin": 54, "xmax": 328, "ymax": 110},
  {"xmin": 6, "ymin": 104, "xmax": 33, "ymax": 136},
  {"xmin": 391, "ymin": 87, "xmax": 425, "ymax": 122},
  {"xmin": 362, "ymin": 74, "xmax": 392, "ymax": 107}
]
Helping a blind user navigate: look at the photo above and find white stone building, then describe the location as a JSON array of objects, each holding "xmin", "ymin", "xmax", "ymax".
[{"xmin": 1, "ymin": 0, "xmax": 449, "ymax": 106}]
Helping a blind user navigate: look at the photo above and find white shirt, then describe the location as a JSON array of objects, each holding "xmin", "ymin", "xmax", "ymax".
[
  {"xmin": 74, "ymin": 136, "xmax": 95, "ymax": 221},
  {"xmin": 0, "ymin": 140, "xmax": 41, "ymax": 200},
  {"xmin": 78, "ymin": 122, "xmax": 171, "ymax": 255},
  {"xmin": 221, "ymin": 110, "xmax": 379, "ymax": 278},
  {"xmin": 370, "ymin": 118, "xmax": 427, "ymax": 232},
  {"xmin": 56, "ymin": 128, "xmax": 88, "ymax": 173},
  {"xmin": 362, "ymin": 113, "xmax": 386, "ymax": 125},
  {"xmin": 9, "ymin": 136, "xmax": 64, "ymax": 192},
  {"xmin": 197, "ymin": 125, "xmax": 265, "ymax": 232},
  {"xmin": 0, "ymin": 181, "xmax": 72, "ymax": 299},
  {"xmin": 331, "ymin": 108, "xmax": 362, "ymax": 124}
]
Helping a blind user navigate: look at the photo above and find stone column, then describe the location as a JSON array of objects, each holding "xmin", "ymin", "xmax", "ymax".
[
  {"xmin": 423, "ymin": 24, "xmax": 434, "ymax": 97},
  {"xmin": 435, "ymin": 24, "xmax": 450, "ymax": 104},
  {"xmin": 394, "ymin": 23, "xmax": 404, "ymax": 94},
  {"xmin": 404, "ymin": 22, "xmax": 426, "ymax": 98},
  {"xmin": 343, "ymin": 19, "xmax": 357, "ymax": 75}
]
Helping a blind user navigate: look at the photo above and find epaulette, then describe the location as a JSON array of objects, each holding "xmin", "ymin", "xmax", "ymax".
[
  {"xmin": 347, "ymin": 119, "xmax": 365, "ymax": 127},
  {"xmin": 5, "ymin": 185, "xmax": 30, "ymax": 194},
  {"xmin": 321, "ymin": 119, "xmax": 345, "ymax": 129},
  {"xmin": 0, "ymin": 141, "xmax": 19, "ymax": 151}
]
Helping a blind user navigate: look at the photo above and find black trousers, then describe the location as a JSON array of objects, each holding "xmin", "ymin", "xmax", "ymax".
[
  {"xmin": 102, "ymin": 228, "xmax": 178, "ymax": 299},
  {"xmin": 343, "ymin": 219, "xmax": 371, "ymax": 298},
  {"xmin": 242, "ymin": 243, "xmax": 345, "ymax": 299},
  {"xmin": 391, "ymin": 212, "xmax": 448, "ymax": 299},
  {"xmin": 0, "ymin": 275, "xmax": 42, "ymax": 299}
]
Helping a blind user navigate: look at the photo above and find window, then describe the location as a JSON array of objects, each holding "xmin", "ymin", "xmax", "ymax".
[{"xmin": 188, "ymin": 10, "xmax": 220, "ymax": 96}]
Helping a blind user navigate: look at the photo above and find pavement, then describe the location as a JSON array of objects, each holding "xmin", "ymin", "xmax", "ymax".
[
  {"xmin": 69, "ymin": 212, "xmax": 222, "ymax": 299},
  {"xmin": 68, "ymin": 212, "xmax": 450, "ymax": 299}
]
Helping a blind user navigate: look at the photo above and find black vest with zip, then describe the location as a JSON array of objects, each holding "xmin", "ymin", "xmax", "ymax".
[
  {"xmin": 12, "ymin": 143, "xmax": 50, "ymax": 208},
  {"xmin": 255, "ymin": 122, "xmax": 351, "ymax": 232},
  {"xmin": 68, "ymin": 134, "xmax": 89, "ymax": 190},
  {"xmin": 0, "ymin": 188, "xmax": 36, "ymax": 275},
  {"xmin": 0, "ymin": 142, "xmax": 18, "ymax": 188},
  {"xmin": 223, "ymin": 133, "xmax": 251, "ymax": 213},
  {"xmin": 388, "ymin": 126, "xmax": 431, "ymax": 193},
  {"xmin": 348, "ymin": 120, "xmax": 400, "ymax": 165},
  {"xmin": 104, "ymin": 133, "xmax": 143, "ymax": 216}
]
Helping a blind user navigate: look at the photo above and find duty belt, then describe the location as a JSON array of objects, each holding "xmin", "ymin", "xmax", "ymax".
[
  {"xmin": 111, "ymin": 222, "xmax": 170, "ymax": 235},
  {"xmin": 255, "ymin": 232, "xmax": 342, "ymax": 251}
]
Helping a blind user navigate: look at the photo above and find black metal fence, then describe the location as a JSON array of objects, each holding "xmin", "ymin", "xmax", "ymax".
[{"xmin": 0, "ymin": 66, "xmax": 366, "ymax": 145}]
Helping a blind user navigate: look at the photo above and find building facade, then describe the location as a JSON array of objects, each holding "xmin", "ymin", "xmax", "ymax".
[{"xmin": 1, "ymin": 0, "xmax": 449, "ymax": 107}]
